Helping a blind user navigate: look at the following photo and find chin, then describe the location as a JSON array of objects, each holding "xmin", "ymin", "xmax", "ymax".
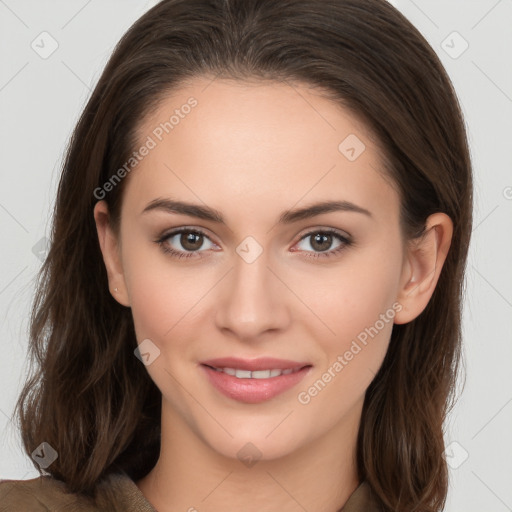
[{"xmin": 197, "ymin": 416, "xmax": 311, "ymax": 465}]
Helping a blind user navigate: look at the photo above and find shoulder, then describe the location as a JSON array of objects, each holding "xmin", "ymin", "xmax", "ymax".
[
  {"xmin": 341, "ymin": 481, "xmax": 384, "ymax": 512},
  {"xmin": 0, "ymin": 472, "xmax": 156, "ymax": 512},
  {"xmin": 0, "ymin": 476, "xmax": 95, "ymax": 511}
]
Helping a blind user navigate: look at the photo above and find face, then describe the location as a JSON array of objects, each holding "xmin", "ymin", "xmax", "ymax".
[{"xmin": 98, "ymin": 77, "xmax": 413, "ymax": 462}]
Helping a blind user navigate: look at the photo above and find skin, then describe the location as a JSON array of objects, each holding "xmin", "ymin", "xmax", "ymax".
[{"xmin": 94, "ymin": 77, "xmax": 452, "ymax": 512}]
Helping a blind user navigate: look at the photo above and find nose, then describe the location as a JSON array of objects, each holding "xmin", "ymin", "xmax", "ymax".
[{"xmin": 214, "ymin": 247, "xmax": 291, "ymax": 342}]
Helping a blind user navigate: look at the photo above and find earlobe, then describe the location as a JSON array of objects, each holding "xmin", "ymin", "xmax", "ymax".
[
  {"xmin": 394, "ymin": 213, "xmax": 453, "ymax": 325},
  {"xmin": 93, "ymin": 201, "xmax": 130, "ymax": 307}
]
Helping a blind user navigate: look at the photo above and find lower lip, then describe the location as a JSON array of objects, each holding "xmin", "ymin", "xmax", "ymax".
[{"xmin": 200, "ymin": 364, "xmax": 312, "ymax": 404}]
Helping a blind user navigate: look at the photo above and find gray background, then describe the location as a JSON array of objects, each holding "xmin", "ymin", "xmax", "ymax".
[{"xmin": 1, "ymin": 1, "xmax": 511, "ymax": 510}]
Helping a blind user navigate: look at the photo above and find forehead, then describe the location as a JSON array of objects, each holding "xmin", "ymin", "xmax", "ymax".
[{"xmin": 124, "ymin": 77, "xmax": 399, "ymax": 224}]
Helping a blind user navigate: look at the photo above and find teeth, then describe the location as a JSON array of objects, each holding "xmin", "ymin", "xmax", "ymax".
[
  {"xmin": 213, "ymin": 367, "xmax": 301, "ymax": 379},
  {"xmin": 251, "ymin": 370, "xmax": 271, "ymax": 379}
]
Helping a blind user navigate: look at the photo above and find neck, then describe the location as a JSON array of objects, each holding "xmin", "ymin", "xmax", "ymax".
[{"xmin": 137, "ymin": 398, "xmax": 363, "ymax": 512}]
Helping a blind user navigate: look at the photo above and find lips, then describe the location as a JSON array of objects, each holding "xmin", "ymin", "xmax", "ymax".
[{"xmin": 199, "ymin": 357, "xmax": 312, "ymax": 404}]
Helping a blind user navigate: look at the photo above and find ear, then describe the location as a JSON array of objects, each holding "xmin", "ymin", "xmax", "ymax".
[
  {"xmin": 93, "ymin": 200, "xmax": 130, "ymax": 307},
  {"xmin": 394, "ymin": 212, "xmax": 453, "ymax": 325}
]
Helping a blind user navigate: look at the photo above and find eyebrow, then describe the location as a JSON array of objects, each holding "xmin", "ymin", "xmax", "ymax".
[{"xmin": 141, "ymin": 198, "xmax": 372, "ymax": 224}]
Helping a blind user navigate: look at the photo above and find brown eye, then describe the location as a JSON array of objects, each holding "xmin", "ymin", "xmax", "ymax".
[
  {"xmin": 157, "ymin": 228, "xmax": 216, "ymax": 259},
  {"xmin": 180, "ymin": 232, "xmax": 204, "ymax": 251},
  {"xmin": 294, "ymin": 229, "xmax": 352, "ymax": 259},
  {"xmin": 310, "ymin": 233, "xmax": 333, "ymax": 252}
]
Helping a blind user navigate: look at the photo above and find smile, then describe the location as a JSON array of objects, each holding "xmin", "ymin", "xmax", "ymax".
[{"xmin": 199, "ymin": 357, "xmax": 312, "ymax": 403}]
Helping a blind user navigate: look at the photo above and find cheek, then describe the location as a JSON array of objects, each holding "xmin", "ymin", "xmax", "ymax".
[
  {"xmin": 121, "ymin": 234, "xmax": 209, "ymax": 341},
  {"xmin": 291, "ymin": 245, "xmax": 402, "ymax": 347},
  {"xmin": 294, "ymin": 286, "xmax": 398, "ymax": 433},
  {"xmin": 335, "ymin": 263, "xmax": 400, "ymax": 346},
  {"xmin": 293, "ymin": 242, "xmax": 402, "ymax": 402},
  {"xmin": 122, "ymin": 246, "xmax": 209, "ymax": 405}
]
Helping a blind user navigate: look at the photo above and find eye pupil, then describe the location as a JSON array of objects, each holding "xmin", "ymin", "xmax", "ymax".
[
  {"xmin": 311, "ymin": 233, "xmax": 332, "ymax": 252},
  {"xmin": 181, "ymin": 232, "xmax": 203, "ymax": 251}
]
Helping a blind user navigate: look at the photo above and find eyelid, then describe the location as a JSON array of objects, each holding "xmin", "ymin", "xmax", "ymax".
[
  {"xmin": 156, "ymin": 225, "xmax": 353, "ymax": 259},
  {"xmin": 290, "ymin": 227, "xmax": 352, "ymax": 258},
  {"xmin": 295, "ymin": 225, "xmax": 352, "ymax": 242},
  {"xmin": 158, "ymin": 225, "xmax": 351, "ymax": 246},
  {"xmin": 158, "ymin": 226, "xmax": 218, "ymax": 244}
]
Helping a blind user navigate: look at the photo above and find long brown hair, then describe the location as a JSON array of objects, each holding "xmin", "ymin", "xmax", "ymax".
[{"xmin": 16, "ymin": 1, "xmax": 473, "ymax": 510}]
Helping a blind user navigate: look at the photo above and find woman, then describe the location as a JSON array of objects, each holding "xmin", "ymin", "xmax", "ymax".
[{"xmin": 0, "ymin": 0, "xmax": 472, "ymax": 510}]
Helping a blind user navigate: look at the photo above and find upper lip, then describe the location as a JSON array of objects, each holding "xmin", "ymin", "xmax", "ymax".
[{"xmin": 201, "ymin": 357, "xmax": 311, "ymax": 372}]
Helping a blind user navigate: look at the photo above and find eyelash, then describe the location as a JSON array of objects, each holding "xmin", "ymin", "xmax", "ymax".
[{"xmin": 155, "ymin": 227, "xmax": 352, "ymax": 261}]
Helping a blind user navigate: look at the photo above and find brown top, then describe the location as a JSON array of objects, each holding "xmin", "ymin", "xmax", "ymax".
[{"xmin": 0, "ymin": 472, "xmax": 381, "ymax": 511}]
